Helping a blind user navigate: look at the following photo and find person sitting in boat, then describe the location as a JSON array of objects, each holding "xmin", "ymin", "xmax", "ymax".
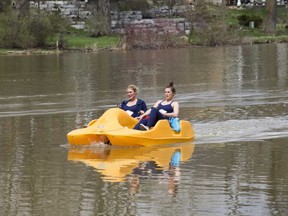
[
  {"xmin": 134, "ymin": 82, "xmax": 179, "ymax": 131},
  {"xmin": 119, "ymin": 84, "xmax": 148, "ymax": 118}
]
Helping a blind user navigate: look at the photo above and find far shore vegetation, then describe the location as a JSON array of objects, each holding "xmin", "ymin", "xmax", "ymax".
[{"xmin": 0, "ymin": 0, "xmax": 288, "ymax": 55}]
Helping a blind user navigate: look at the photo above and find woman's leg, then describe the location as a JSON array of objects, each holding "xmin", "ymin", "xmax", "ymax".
[
  {"xmin": 133, "ymin": 118, "xmax": 148, "ymax": 130},
  {"xmin": 147, "ymin": 108, "xmax": 165, "ymax": 128}
]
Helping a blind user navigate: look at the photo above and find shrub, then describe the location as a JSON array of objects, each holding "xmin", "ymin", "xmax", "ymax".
[
  {"xmin": 0, "ymin": 12, "xmax": 34, "ymax": 48},
  {"xmin": 0, "ymin": 0, "xmax": 10, "ymax": 12},
  {"xmin": 0, "ymin": 10, "xmax": 69, "ymax": 49},
  {"xmin": 237, "ymin": 14, "xmax": 263, "ymax": 28},
  {"xmin": 122, "ymin": 25, "xmax": 188, "ymax": 49},
  {"xmin": 28, "ymin": 14, "xmax": 53, "ymax": 47},
  {"xmin": 237, "ymin": 14, "xmax": 250, "ymax": 26},
  {"xmin": 192, "ymin": 23, "xmax": 242, "ymax": 46},
  {"xmin": 117, "ymin": 0, "xmax": 150, "ymax": 11}
]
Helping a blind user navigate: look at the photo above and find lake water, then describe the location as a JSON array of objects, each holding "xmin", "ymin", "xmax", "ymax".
[{"xmin": 1, "ymin": 44, "xmax": 288, "ymax": 216}]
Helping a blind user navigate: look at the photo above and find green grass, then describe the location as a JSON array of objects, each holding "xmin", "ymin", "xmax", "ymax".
[
  {"xmin": 0, "ymin": 34, "xmax": 121, "ymax": 54},
  {"xmin": 0, "ymin": 48, "xmax": 22, "ymax": 55},
  {"xmin": 251, "ymin": 35, "xmax": 288, "ymax": 44},
  {"xmin": 0, "ymin": 49, "xmax": 13, "ymax": 52},
  {"xmin": 226, "ymin": 7, "xmax": 266, "ymax": 21},
  {"xmin": 66, "ymin": 35, "xmax": 120, "ymax": 49}
]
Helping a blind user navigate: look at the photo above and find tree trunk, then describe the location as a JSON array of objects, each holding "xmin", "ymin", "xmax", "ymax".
[
  {"xmin": 89, "ymin": 0, "xmax": 111, "ymax": 35},
  {"xmin": 37, "ymin": 0, "xmax": 41, "ymax": 13},
  {"xmin": 99, "ymin": 0, "xmax": 111, "ymax": 34},
  {"xmin": 11, "ymin": 0, "xmax": 29, "ymax": 16},
  {"xmin": 287, "ymin": 2, "xmax": 288, "ymax": 27},
  {"xmin": 264, "ymin": 0, "xmax": 277, "ymax": 35}
]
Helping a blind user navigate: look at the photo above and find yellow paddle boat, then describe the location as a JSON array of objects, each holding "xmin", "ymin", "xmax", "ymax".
[
  {"xmin": 67, "ymin": 108, "xmax": 194, "ymax": 147},
  {"xmin": 67, "ymin": 143, "xmax": 195, "ymax": 182}
]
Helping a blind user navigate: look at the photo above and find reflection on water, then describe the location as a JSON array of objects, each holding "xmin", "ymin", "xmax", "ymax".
[
  {"xmin": 1, "ymin": 44, "xmax": 288, "ymax": 216},
  {"xmin": 68, "ymin": 143, "xmax": 194, "ymax": 196}
]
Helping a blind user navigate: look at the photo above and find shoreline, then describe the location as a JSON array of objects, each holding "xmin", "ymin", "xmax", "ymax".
[
  {"xmin": 1, "ymin": 36, "xmax": 288, "ymax": 56},
  {"xmin": 0, "ymin": 47, "xmax": 115, "ymax": 56}
]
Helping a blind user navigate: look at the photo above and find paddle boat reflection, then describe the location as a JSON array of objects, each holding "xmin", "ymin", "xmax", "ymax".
[{"xmin": 68, "ymin": 143, "xmax": 194, "ymax": 194}]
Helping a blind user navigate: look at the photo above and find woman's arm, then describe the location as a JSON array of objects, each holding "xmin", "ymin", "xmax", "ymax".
[
  {"xmin": 118, "ymin": 100, "xmax": 127, "ymax": 109},
  {"xmin": 137, "ymin": 100, "xmax": 161, "ymax": 120},
  {"xmin": 153, "ymin": 100, "xmax": 162, "ymax": 108},
  {"xmin": 137, "ymin": 108, "xmax": 151, "ymax": 120},
  {"xmin": 140, "ymin": 100, "xmax": 148, "ymax": 114}
]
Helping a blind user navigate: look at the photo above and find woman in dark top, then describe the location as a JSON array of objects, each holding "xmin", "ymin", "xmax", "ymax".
[
  {"xmin": 119, "ymin": 85, "xmax": 147, "ymax": 118},
  {"xmin": 134, "ymin": 82, "xmax": 179, "ymax": 130}
]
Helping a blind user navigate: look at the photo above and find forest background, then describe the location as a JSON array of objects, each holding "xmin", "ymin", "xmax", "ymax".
[{"xmin": 0, "ymin": 0, "xmax": 287, "ymax": 54}]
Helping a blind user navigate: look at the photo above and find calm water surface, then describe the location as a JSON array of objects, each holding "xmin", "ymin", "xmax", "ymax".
[{"xmin": 1, "ymin": 44, "xmax": 288, "ymax": 216}]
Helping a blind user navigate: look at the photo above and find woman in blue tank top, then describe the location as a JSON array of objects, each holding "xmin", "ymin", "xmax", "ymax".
[
  {"xmin": 134, "ymin": 82, "xmax": 179, "ymax": 130},
  {"xmin": 119, "ymin": 85, "xmax": 147, "ymax": 118}
]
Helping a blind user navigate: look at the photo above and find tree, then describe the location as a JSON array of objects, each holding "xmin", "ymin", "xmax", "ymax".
[
  {"xmin": 167, "ymin": 0, "xmax": 177, "ymax": 17},
  {"xmin": 183, "ymin": 0, "xmax": 241, "ymax": 46},
  {"xmin": 264, "ymin": 0, "xmax": 277, "ymax": 35},
  {"xmin": 87, "ymin": 0, "xmax": 111, "ymax": 36},
  {"xmin": 183, "ymin": 0, "xmax": 213, "ymax": 43}
]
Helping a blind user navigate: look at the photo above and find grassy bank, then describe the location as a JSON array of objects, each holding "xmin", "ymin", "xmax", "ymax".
[
  {"xmin": 0, "ymin": 35, "xmax": 120, "ymax": 55},
  {"xmin": 188, "ymin": 5, "xmax": 288, "ymax": 46},
  {"xmin": 251, "ymin": 35, "xmax": 288, "ymax": 44},
  {"xmin": 227, "ymin": 6, "xmax": 288, "ymax": 42}
]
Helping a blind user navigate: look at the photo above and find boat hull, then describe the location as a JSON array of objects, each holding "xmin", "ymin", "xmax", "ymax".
[{"xmin": 67, "ymin": 108, "xmax": 194, "ymax": 147}]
